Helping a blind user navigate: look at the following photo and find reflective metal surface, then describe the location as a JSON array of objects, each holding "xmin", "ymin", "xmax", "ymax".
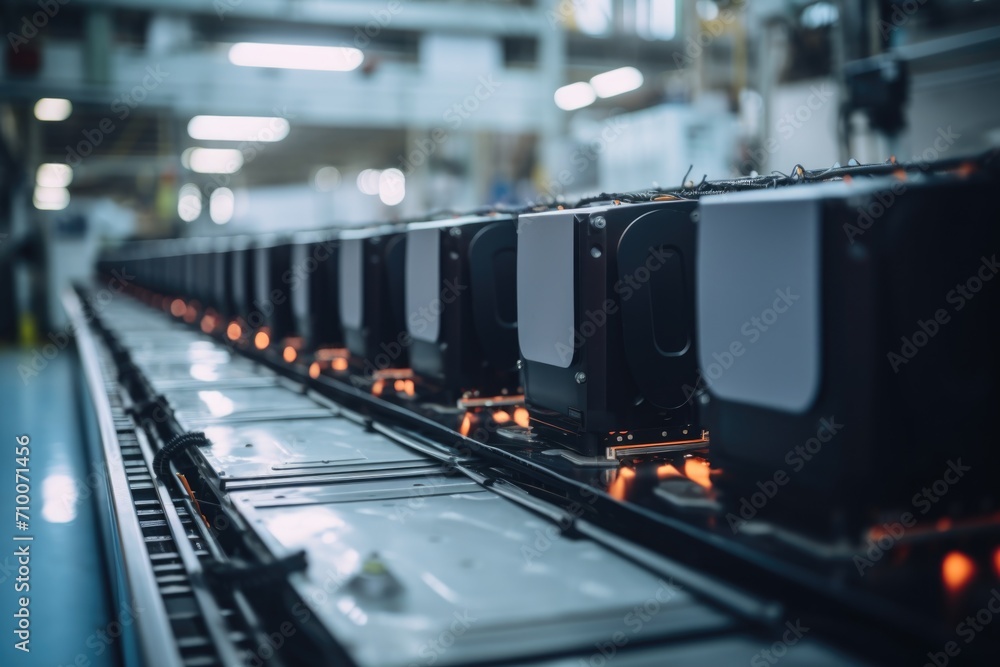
[
  {"xmin": 234, "ymin": 477, "xmax": 733, "ymax": 667},
  {"xmin": 136, "ymin": 356, "xmax": 277, "ymax": 391},
  {"xmin": 165, "ymin": 385, "xmax": 334, "ymax": 429},
  {"xmin": 196, "ymin": 417, "xmax": 435, "ymax": 489}
]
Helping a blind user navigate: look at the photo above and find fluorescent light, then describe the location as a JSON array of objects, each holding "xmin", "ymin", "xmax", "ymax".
[
  {"xmin": 313, "ymin": 166, "xmax": 341, "ymax": 191},
  {"xmin": 36, "ymin": 163, "xmax": 73, "ymax": 188},
  {"xmin": 357, "ymin": 169, "xmax": 381, "ymax": 195},
  {"xmin": 696, "ymin": 0, "xmax": 719, "ymax": 21},
  {"xmin": 187, "ymin": 115, "xmax": 290, "ymax": 142},
  {"xmin": 182, "ymin": 148, "xmax": 244, "ymax": 174},
  {"xmin": 210, "ymin": 187, "xmax": 235, "ymax": 224},
  {"xmin": 178, "ymin": 183, "xmax": 202, "ymax": 222},
  {"xmin": 228, "ymin": 42, "xmax": 363, "ymax": 72},
  {"xmin": 554, "ymin": 82, "xmax": 596, "ymax": 111},
  {"xmin": 33, "ymin": 186, "xmax": 70, "ymax": 211},
  {"xmin": 590, "ymin": 67, "xmax": 644, "ymax": 98},
  {"xmin": 802, "ymin": 2, "xmax": 839, "ymax": 29},
  {"xmin": 649, "ymin": 0, "xmax": 677, "ymax": 40},
  {"xmin": 378, "ymin": 168, "xmax": 405, "ymax": 206},
  {"xmin": 575, "ymin": 0, "xmax": 612, "ymax": 35},
  {"xmin": 34, "ymin": 98, "xmax": 72, "ymax": 121}
]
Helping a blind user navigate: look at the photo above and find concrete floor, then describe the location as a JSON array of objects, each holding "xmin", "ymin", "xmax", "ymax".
[{"xmin": 0, "ymin": 350, "xmax": 118, "ymax": 667}]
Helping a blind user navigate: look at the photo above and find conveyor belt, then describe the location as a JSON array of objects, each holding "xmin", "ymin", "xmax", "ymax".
[
  {"xmin": 69, "ymin": 295, "xmax": 258, "ymax": 667},
  {"xmin": 69, "ymin": 288, "xmax": 871, "ymax": 666}
]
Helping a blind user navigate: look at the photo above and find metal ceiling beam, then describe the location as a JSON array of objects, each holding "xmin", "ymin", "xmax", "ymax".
[{"xmin": 71, "ymin": 0, "xmax": 549, "ymax": 37}]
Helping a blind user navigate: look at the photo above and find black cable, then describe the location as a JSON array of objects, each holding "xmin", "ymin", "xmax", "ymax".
[
  {"xmin": 126, "ymin": 394, "xmax": 164, "ymax": 419},
  {"xmin": 152, "ymin": 431, "xmax": 209, "ymax": 479},
  {"xmin": 204, "ymin": 550, "xmax": 309, "ymax": 589}
]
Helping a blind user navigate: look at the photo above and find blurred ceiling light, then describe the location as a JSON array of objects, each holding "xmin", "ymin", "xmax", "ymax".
[
  {"xmin": 210, "ymin": 187, "xmax": 235, "ymax": 224},
  {"xmin": 34, "ymin": 98, "xmax": 72, "ymax": 121},
  {"xmin": 696, "ymin": 0, "xmax": 719, "ymax": 21},
  {"xmin": 590, "ymin": 67, "xmax": 644, "ymax": 98},
  {"xmin": 36, "ymin": 163, "xmax": 73, "ymax": 188},
  {"xmin": 182, "ymin": 147, "xmax": 244, "ymax": 174},
  {"xmin": 178, "ymin": 183, "xmax": 202, "ymax": 222},
  {"xmin": 378, "ymin": 168, "xmax": 405, "ymax": 206},
  {"xmin": 648, "ymin": 0, "xmax": 677, "ymax": 40},
  {"xmin": 801, "ymin": 2, "xmax": 839, "ymax": 29},
  {"xmin": 554, "ymin": 82, "xmax": 596, "ymax": 111},
  {"xmin": 357, "ymin": 169, "xmax": 381, "ymax": 195},
  {"xmin": 229, "ymin": 42, "xmax": 363, "ymax": 72},
  {"xmin": 574, "ymin": 0, "xmax": 611, "ymax": 35},
  {"xmin": 187, "ymin": 115, "xmax": 290, "ymax": 142},
  {"xmin": 33, "ymin": 185, "xmax": 70, "ymax": 211},
  {"xmin": 313, "ymin": 166, "xmax": 341, "ymax": 191}
]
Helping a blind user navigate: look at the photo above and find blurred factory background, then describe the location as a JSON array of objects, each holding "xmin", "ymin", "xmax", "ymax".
[{"xmin": 1, "ymin": 0, "xmax": 999, "ymax": 336}]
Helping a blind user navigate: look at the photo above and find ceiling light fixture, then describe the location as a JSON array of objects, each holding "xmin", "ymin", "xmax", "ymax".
[{"xmin": 228, "ymin": 43, "xmax": 363, "ymax": 72}]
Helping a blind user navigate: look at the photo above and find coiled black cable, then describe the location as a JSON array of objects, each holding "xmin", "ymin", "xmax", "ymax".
[{"xmin": 152, "ymin": 431, "xmax": 208, "ymax": 479}]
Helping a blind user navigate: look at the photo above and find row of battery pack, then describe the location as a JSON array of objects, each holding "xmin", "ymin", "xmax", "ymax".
[{"xmin": 100, "ymin": 296, "xmax": 860, "ymax": 667}]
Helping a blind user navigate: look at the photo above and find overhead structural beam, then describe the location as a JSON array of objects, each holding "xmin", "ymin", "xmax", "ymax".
[{"xmin": 76, "ymin": 0, "xmax": 550, "ymax": 37}]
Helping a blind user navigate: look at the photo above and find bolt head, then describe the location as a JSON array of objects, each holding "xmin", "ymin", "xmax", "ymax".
[
  {"xmin": 516, "ymin": 359, "xmax": 523, "ymax": 370},
  {"xmin": 592, "ymin": 215, "xmax": 607, "ymax": 229},
  {"xmin": 574, "ymin": 372, "xmax": 587, "ymax": 384}
]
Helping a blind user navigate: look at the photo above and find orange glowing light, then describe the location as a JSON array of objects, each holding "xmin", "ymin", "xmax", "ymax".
[
  {"xmin": 372, "ymin": 368, "xmax": 414, "ymax": 381},
  {"xmin": 684, "ymin": 458, "xmax": 712, "ymax": 489},
  {"xmin": 460, "ymin": 412, "xmax": 473, "ymax": 436},
  {"xmin": 608, "ymin": 467, "xmax": 636, "ymax": 501},
  {"xmin": 315, "ymin": 347, "xmax": 349, "ymax": 361},
  {"xmin": 309, "ymin": 362, "xmax": 321, "ymax": 379},
  {"xmin": 200, "ymin": 315, "xmax": 215, "ymax": 333},
  {"xmin": 372, "ymin": 379, "xmax": 385, "ymax": 396},
  {"xmin": 403, "ymin": 379, "xmax": 415, "ymax": 396},
  {"xmin": 942, "ymin": 551, "xmax": 976, "ymax": 594},
  {"xmin": 656, "ymin": 464, "xmax": 682, "ymax": 480},
  {"xmin": 283, "ymin": 346, "xmax": 297, "ymax": 363},
  {"xmin": 936, "ymin": 517, "xmax": 953, "ymax": 532},
  {"xmin": 332, "ymin": 357, "xmax": 348, "ymax": 372},
  {"xmin": 183, "ymin": 305, "xmax": 198, "ymax": 323},
  {"xmin": 513, "ymin": 407, "xmax": 530, "ymax": 428},
  {"xmin": 254, "ymin": 331, "xmax": 270, "ymax": 350},
  {"xmin": 394, "ymin": 379, "xmax": 406, "ymax": 392},
  {"xmin": 993, "ymin": 548, "xmax": 1000, "ymax": 578},
  {"xmin": 456, "ymin": 394, "xmax": 526, "ymax": 409},
  {"xmin": 226, "ymin": 322, "xmax": 242, "ymax": 341},
  {"xmin": 493, "ymin": 410, "xmax": 511, "ymax": 424},
  {"xmin": 170, "ymin": 299, "xmax": 186, "ymax": 317}
]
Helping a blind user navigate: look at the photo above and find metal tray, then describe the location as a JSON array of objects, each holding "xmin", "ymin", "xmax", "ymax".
[
  {"xmin": 165, "ymin": 385, "xmax": 333, "ymax": 429},
  {"xmin": 232, "ymin": 477, "xmax": 733, "ymax": 667},
  {"xmin": 195, "ymin": 417, "xmax": 435, "ymax": 490},
  {"xmin": 127, "ymin": 341, "xmax": 234, "ymax": 365},
  {"xmin": 136, "ymin": 356, "xmax": 277, "ymax": 391}
]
